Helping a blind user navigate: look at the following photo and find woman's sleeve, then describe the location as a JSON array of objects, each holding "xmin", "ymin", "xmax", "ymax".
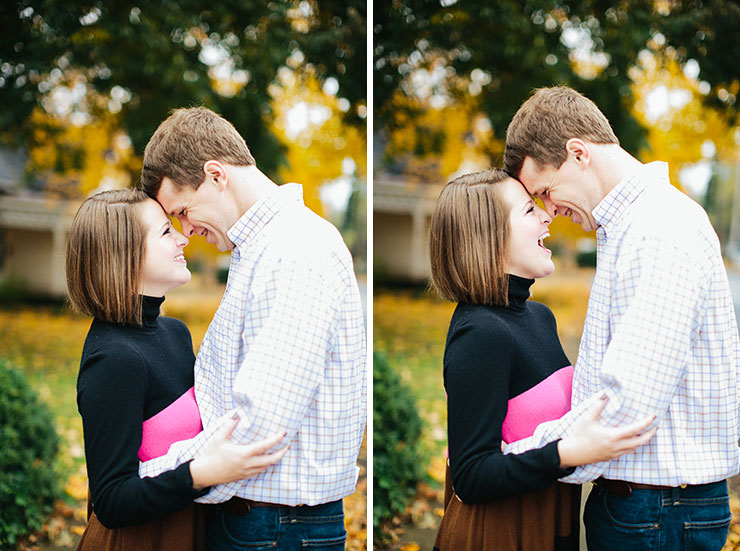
[
  {"xmin": 77, "ymin": 345, "xmax": 208, "ymax": 529},
  {"xmin": 445, "ymin": 315, "xmax": 574, "ymax": 504}
]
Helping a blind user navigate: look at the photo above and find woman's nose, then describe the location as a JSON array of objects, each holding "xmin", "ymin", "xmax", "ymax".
[
  {"xmin": 537, "ymin": 204, "xmax": 552, "ymax": 225},
  {"xmin": 175, "ymin": 229, "xmax": 189, "ymax": 247}
]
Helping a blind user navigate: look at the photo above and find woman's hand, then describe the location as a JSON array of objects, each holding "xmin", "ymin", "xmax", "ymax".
[
  {"xmin": 557, "ymin": 397, "xmax": 657, "ymax": 469},
  {"xmin": 189, "ymin": 415, "xmax": 289, "ymax": 490}
]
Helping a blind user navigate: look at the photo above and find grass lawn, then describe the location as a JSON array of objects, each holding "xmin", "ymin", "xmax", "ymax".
[{"xmin": 0, "ymin": 283, "xmax": 366, "ymax": 550}]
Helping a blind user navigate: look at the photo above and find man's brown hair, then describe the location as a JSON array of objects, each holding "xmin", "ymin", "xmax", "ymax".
[
  {"xmin": 66, "ymin": 189, "xmax": 149, "ymax": 325},
  {"xmin": 429, "ymin": 168, "xmax": 513, "ymax": 306},
  {"xmin": 140, "ymin": 106, "xmax": 255, "ymax": 198},
  {"xmin": 504, "ymin": 86, "xmax": 619, "ymax": 178}
]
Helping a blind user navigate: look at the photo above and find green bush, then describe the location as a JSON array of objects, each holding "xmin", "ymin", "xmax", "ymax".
[
  {"xmin": 0, "ymin": 360, "xmax": 61, "ymax": 549},
  {"xmin": 373, "ymin": 352, "xmax": 424, "ymax": 534},
  {"xmin": 576, "ymin": 249, "xmax": 597, "ymax": 267},
  {"xmin": 216, "ymin": 267, "xmax": 229, "ymax": 284},
  {"xmin": 0, "ymin": 277, "xmax": 30, "ymax": 306}
]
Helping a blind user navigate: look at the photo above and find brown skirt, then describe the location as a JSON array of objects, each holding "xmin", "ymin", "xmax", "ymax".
[
  {"xmin": 434, "ymin": 466, "xmax": 581, "ymax": 551},
  {"xmin": 77, "ymin": 503, "xmax": 207, "ymax": 551}
]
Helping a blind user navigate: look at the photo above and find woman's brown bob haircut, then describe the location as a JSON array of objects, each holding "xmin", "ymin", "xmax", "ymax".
[
  {"xmin": 140, "ymin": 106, "xmax": 255, "ymax": 198},
  {"xmin": 504, "ymin": 86, "xmax": 619, "ymax": 179},
  {"xmin": 66, "ymin": 189, "xmax": 150, "ymax": 326},
  {"xmin": 429, "ymin": 168, "xmax": 514, "ymax": 306}
]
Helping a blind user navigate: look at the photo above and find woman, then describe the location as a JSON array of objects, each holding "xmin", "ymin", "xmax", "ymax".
[
  {"xmin": 66, "ymin": 189, "xmax": 288, "ymax": 551},
  {"xmin": 429, "ymin": 170, "xmax": 655, "ymax": 551}
]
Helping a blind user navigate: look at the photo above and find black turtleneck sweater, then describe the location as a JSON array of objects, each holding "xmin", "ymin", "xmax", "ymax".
[
  {"xmin": 444, "ymin": 275, "xmax": 575, "ymax": 504},
  {"xmin": 76, "ymin": 295, "xmax": 208, "ymax": 529}
]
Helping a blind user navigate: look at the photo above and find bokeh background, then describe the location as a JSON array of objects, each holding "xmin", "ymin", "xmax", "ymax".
[
  {"xmin": 372, "ymin": 1, "xmax": 740, "ymax": 549},
  {"xmin": 0, "ymin": 1, "xmax": 367, "ymax": 549}
]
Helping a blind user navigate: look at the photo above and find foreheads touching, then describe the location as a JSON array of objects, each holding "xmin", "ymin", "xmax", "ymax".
[{"xmin": 140, "ymin": 106, "xmax": 255, "ymax": 199}]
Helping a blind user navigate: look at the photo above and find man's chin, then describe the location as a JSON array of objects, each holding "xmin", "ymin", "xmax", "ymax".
[
  {"xmin": 215, "ymin": 241, "xmax": 236, "ymax": 252},
  {"xmin": 578, "ymin": 219, "xmax": 597, "ymax": 232},
  {"xmin": 570, "ymin": 214, "xmax": 596, "ymax": 232}
]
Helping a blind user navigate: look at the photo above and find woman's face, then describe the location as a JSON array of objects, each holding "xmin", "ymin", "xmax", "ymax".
[
  {"xmin": 139, "ymin": 198, "xmax": 191, "ymax": 297},
  {"xmin": 503, "ymin": 178, "xmax": 555, "ymax": 279}
]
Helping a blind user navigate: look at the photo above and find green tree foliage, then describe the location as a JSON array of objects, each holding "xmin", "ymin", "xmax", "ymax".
[
  {"xmin": 0, "ymin": 0, "xmax": 365, "ymax": 177},
  {"xmin": 657, "ymin": 0, "xmax": 740, "ymax": 125},
  {"xmin": 0, "ymin": 360, "xmax": 61, "ymax": 549},
  {"xmin": 373, "ymin": 351, "xmax": 424, "ymax": 535},
  {"xmin": 374, "ymin": 0, "xmax": 740, "ymax": 162}
]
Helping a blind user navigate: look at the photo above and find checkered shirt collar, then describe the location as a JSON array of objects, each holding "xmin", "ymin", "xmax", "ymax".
[
  {"xmin": 592, "ymin": 161, "xmax": 669, "ymax": 234},
  {"xmin": 227, "ymin": 183, "xmax": 304, "ymax": 253}
]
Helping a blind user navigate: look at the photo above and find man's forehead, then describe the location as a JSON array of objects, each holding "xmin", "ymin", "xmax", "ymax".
[
  {"xmin": 157, "ymin": 178, "xmax": 186, "ymax": 214},
  {"xmin": 519, "ymin": 159, "xmax": 549, "ymax": 193}
]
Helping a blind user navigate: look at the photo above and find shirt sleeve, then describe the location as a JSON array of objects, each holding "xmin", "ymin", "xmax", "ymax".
[
  {"xmin": 504, "ymin": 234, "xmax": 705, "ymax": 483},
  {"xmin": 446, "ymin": 314, "xmax": 574, "ymax": 503},
  {"xmin": 195, "ymin": 253, "xmax": 341, "ymax": 502},
  {"xmin": 78, "ymin": 345, "xmax": 207, "ymax": 528}
]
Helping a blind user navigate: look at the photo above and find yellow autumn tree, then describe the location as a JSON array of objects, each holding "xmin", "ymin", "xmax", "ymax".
[
  {"xmin": 383, "ymin": 90, "xmax": 498, "ymax": 184},
  {"xmin": 27, "ymin": 111, "xmax": 137, "ymax": 198},
  {"xmin": 630, "ymin": 48, "xmax": 739, "ymax": 185},
  {"xmin": 269, "ymin": 67, "xmax": 367, "ymax": 217}
]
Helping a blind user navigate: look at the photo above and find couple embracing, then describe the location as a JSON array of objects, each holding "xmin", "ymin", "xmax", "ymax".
[
  {"xmin": 67, "ymin": 107, "xmax": 366, "ymax": 550},
  {"xmin": 432, "ymin": 86, "xmax": 740, "ymax": 551}
]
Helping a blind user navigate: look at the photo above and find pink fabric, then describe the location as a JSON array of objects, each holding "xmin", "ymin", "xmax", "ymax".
[
  {"xmin": 501, "ymin": 366, "xmax": 573, "ymax": 444},
  {"xmin": 138, "ymin": 386, "xmax": 203, "ymax": 461}
]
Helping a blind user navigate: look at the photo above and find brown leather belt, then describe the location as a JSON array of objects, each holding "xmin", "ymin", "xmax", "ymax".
[
  {"xmin": 223, "ymin": 497, "xmax": 284, "ymax": 515},
  {"xmin": 595, "ymin": 477, "xmax": 681, "ymax": 498}
]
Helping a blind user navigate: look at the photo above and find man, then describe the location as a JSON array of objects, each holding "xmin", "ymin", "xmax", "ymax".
[
  {"xmin": 137, "ymin": 107, "xmax": 366, "ymax": 550},
  {"xmin": 503, "ymin": 86, "xmax": 740, "ymax": 550}
]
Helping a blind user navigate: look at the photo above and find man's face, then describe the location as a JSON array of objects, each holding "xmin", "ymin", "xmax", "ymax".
[
  {"xmin": 518, "ymin": 155, "xmax": 598, "ymax": 232},
  {"xmin": 156, "ymin": 177, "xmax": 235, "ymax": 251}
]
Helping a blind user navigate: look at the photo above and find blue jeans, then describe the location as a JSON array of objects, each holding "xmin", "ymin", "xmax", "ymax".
[
  {"xmin": 206, "ymin": 499, "xmax": 346, "ymax": 550},
  {"xmin": 584, "ymin": 480, "xmax": 730, "ymax": 551}
]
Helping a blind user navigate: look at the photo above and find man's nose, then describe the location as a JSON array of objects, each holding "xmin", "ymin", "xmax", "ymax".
[
  {"xmin": 180, "ymin": 218, "xmax": 195, "ymax": 237},
  {"xmin": 543, "ymin": 197, "xmax": 558, "ymax": 218}
]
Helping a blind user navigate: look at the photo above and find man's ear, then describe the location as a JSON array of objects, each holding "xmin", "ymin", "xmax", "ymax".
[
  {"xmin": 203, "ymin": 160, "xmax": 228, "ymax": 191},
  {"xmin": 565, "ymin": 138, "xmax": 590, "ymax": 169}
]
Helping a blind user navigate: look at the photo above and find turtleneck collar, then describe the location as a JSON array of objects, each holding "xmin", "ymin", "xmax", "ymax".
[
  {"xmin": 141, "ymin": 295, "xmax": 165, "ymax": 328},
  {"xmin": 506, "ymin": 274, "xmax": 534, "ymax": 310}
]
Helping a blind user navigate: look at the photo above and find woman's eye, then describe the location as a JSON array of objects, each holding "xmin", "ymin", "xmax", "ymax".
[{"xmin": 527, "ymin": 206, "xmax": 535, "ymax": 214}]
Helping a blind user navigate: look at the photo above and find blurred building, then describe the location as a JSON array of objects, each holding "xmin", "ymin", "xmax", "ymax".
[
  {"xmin": 374, "ymin": 170, "xmax": 442, "ymax": 283},
  {"xmin": 0, "ymin": 147, "xmax": 79, "ymax": 298}
]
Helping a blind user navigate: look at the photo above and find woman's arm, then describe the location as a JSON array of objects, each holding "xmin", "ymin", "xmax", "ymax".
[
  {"xmin": 78, "ymin": 346, "xmax": 205, "ymax": 528},
  {"xmin": 445, "ymin": 315, "xmax": 574, "ymax": 504},
  {"xmin": 556, "ymin": 396, "xmax": 655, "ymax": 468},
  {"xmin": 188, "ymin": 415, "xmax": 288, "ymax": 489}
]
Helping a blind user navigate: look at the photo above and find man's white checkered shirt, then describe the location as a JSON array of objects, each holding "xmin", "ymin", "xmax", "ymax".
[
  {"xmin": 505, "ymin": 161, "xmax": 740, "ymax": 485},
  {"xmin": 139, "ymin": 183, "xmax": 366, "ymax": 505}
]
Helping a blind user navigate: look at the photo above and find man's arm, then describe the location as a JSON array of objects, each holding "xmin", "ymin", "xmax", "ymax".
[
  {"xmin": 195, "ymin": 252, "xmax": 347, "ymax": 502},
  {"xmin": 229, "ymin": 256, "xmax": 339, "ymax": 439},
  {"xmin": 506, "ymin": 234, "xmax": 706, "ymax": 482}
]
